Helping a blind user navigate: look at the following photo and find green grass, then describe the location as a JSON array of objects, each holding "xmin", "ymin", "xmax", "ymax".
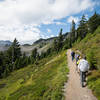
[
  {"xmin": 73, "ymin": 26, "xmax": 100, "ymax": 100},
  {"xmin": 0, "ymin": 50, "xmax": 68, "ymax": 100},
  {"xmin": 73, "ymin": 26, "xmax": 100, "ymax": 69},
  {"xmin": 87, "ymin": 70, "xmax": 100, "ymax": 100}
]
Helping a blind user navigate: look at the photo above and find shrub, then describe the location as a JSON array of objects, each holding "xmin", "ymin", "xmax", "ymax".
[{"xmin": 87, "ymin": 49, "xmax": 97, "ymax": 70}]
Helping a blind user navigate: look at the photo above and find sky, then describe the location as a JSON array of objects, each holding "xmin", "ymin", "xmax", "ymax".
[{"xmin": 0, "ymin": 0, "xmax": 100, "ymax": 44}]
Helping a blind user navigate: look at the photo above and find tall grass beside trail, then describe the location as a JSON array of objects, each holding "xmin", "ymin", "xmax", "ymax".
[
  {"xmin": 87, "ymin": 70, "xmax": 100, "ymax": 100},
  {"xmin": 73, "ymin": 26, "xmax": 100, "ymax": 100},
  {"xmin": 0, "ymin": 50, "xmax": 68, "ymax": 100}
]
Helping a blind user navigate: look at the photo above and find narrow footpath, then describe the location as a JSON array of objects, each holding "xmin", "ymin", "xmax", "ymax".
[{"xmin": 64, "ymin": 49, "xmax": 97, "ymax": 100}]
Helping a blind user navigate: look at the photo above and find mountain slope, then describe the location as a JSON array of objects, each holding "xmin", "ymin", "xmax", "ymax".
[
  {"xmin": 0, "ymin": 46, "xmax": 9, "ymax": 51},
  {"xmin": 0, "ymin": 40, "xmax": 12, "ymax": 52},
  {"xmin": 33, "ymin": 32, "xmax": 69, "ymax": 45},
  {"xmin": 0, "ymin": 40, "xmax": 12, "ymax": 46},
  {"xmin": 73, "ymin": 26, "xmax": 100, "ymax": 69},
  {"xmin": 0, "ymin": 32, "xmax": 69, "ymax": 55},
  {"xmin": 0, "ymin": 50, "xmax": 68, "ymax": 100},
  {"xmin": 33, "ymin": 37, "xmax": 55, "ymax": 45}
]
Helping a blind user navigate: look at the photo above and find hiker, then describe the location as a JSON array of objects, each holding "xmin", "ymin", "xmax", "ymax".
[
  {"xmin": 75, "ymin": 55, "xmax": 80, "ymax": 72},
  {"xmin": 71, "ymin": 51, "xmax": 75, "ymax": 61},
  {"xmin": 75, "ymin": 53, "xmax": 80, "ymax": 65},
  {"xmin": 78, "ymin": 56, "xmax": 89, "ymax": 87}
]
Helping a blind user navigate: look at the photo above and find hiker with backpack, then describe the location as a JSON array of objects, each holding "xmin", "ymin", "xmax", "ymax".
[
  {"xmin": 75, "ymin": 54, "xmax": 80, "ymax": 72},
  {"xmin": 71, "ymin": 51, "xmax": 75, "ymax": 61},
  {"xmin": 75, "ymin": 53, "xmax": 80, "ymax": 65},
  {"xmin": 78, "ymin": 56, "xmax": 89, "ymax": 87}
]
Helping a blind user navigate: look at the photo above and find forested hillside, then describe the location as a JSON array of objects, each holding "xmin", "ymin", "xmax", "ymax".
[
  {"xmin": 0, "ymin": 28, "xmax": 66, "ymax": 79},
  {"xmin": 73, "ymin": 26, "xmax": 100, "ymax": 69}
]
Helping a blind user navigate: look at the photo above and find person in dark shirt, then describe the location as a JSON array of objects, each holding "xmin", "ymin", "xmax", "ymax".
[{"xmin": 71, "ymin": 51, "xmax": 75, "ymax": 61}]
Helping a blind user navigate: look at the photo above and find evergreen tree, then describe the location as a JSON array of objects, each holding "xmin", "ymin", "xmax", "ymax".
[
  {"xmin": 57, "ymin": 28, "xmax": 63, "ymax": 51},
  {"xmin": 70, "ymin": 20, "xmax": 76, "ymax": 43},
  {"xmin": 12, "ymin": 38, "xmax": 21, "ymax": 62},
  {"xmin": 16, "ymin": 58, "xmax": 22, "ymax": 69},
  {"xmin": 27, "ymin": 56, "xmax": 31, "ymax": 64},
  {"xmin": 53, "ymin": 38, "xmax": 58, "ymax": 52},
  {"xmin": 37, "ymin": 53, "xmax": 41, "ymax": 60},
  {"xmin": 77, "ymin": 15, "xmax": 88, "ymax": 39},
  {"xmin": 6, "ymin": 38, "xmax": 21, "ymax": 70},
  {"xmin": 31, "ymin": 48, "xmax": 38, "ymax": 59},
  {"xmin": 88, "ymin": 12, "xmax": 100, "ymax": 33},
  {"xmin": 3, "ymin": 66, "xmax": 9, "ymax": 78},
  {"xmin": 0, "ymin": 66, "xmax": 2, "ymax": 77},
  {"xmin": 14, "ymin": 58, "xmax": 19, "ymax": 69},
  {"xmin": 64, "ymin": 38, "xmax": 71, "ymax": 49},
  {"xmin": 69, "ymin": 32, "xmax": 72, "ymax": 47},
  {"xmin": 31, "ymin": 48, "xmax": 39, "ymax": 63},
  {"xmin": 21, "ymin": 52, "xmax": 29, "ymax": 67},
  {"xmin": 7, "ymin": 38, "xmax": 21, "ymax": 65},
  {"xmin": 46, "ymin": 48, "xmax": 52, "ymax": 56},
  {"xmin": 0, "ymin": 52, "xmax": 4, "ymax": 66},
  {"xmin": 0, "ymin": 52, "xmax": 4, "ymax": 77}
]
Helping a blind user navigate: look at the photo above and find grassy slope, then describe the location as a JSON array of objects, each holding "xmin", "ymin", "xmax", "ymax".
[
  {"xmin": 74, "ymin": 26, "xmax": 100, "ymax": 69},
  {"xmin": 0, "ymin": 50, "xmax": 68, "ymax": 100},
  {"xmin": 73, "ymin": 26, "xmax": 100, "ymax": 100}
]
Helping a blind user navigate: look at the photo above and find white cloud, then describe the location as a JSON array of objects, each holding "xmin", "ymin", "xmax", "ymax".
[
  {"xmin": 55, "ymin": 22, "xmax": 66, "ymax": 25},
  {"xmin": 0, "ymin": 0, "xmax": 96, "ymax": 44},
  {"xmin": 50, "ymin": 34, "xmax": 54, "ymax": 38},
  {"xmin": 0, "ymin": 24, "xmax": 41, "ymax": 44},
  {"xmin": 67, "ymin": 16, "xmax": 79, "ymax": 23},
  {"xmin": 43, "ymin": 21, "xmax": 66, "ymax": 25}
]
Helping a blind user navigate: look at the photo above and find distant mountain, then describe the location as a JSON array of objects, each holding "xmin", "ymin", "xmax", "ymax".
[
  {"xmin": 33, "ymin": 37, "xmax": 56, "ymax": 45},
  {"xmin": 0, "ymin": 40, "xmax": 12, "ymax": 46},
  {"xmin": 22, "ymin": 44, "xmax": 31, "ymax": 46},
  {"xmin": 0, "ymin": 46, "xmax": 9, "ymax": 51},
  {"xmin": 33, "ymin": 32, "xmax": 69, "ymax": 45},
  {"xmin": 0, "ymin": 32, "xmax": 69, "ymax": 54}
]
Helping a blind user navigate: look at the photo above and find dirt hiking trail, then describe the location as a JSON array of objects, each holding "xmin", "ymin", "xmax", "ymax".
[{"xmin": 64, "ymin": 49, "xmax": 97, "ymax": 100}]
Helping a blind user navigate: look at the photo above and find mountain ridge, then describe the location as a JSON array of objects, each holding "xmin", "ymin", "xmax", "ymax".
[
  {"xmin": 0, "ymin": 32, "xmax": 69, "ymax": 54},
  {"xmin": 0, "ymin": 40, "xmax": 12, "ymax": 46}
]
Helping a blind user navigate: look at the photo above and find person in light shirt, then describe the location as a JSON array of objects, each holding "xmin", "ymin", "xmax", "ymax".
[{"xmin": 78, "ymin": 56, "xmax": 89, "ymax": 87}]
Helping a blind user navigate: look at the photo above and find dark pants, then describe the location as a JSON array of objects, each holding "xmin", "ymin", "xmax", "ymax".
[
  {"xmin": 80, "ymin": 71, "xmax": 86, "ymax": 87},
  {"xmin": 76, "ymin": 59, "xmax": 78, "ymax": 70},
  {"xmin": 72, "ymin": 56, "xmax": 74, "ymax": 61}
]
